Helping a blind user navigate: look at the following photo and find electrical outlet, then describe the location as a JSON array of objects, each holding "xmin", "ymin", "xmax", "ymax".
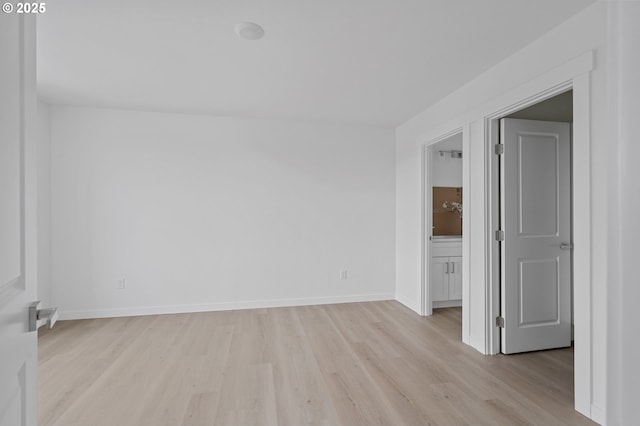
[
  {"xmin": 340, "ymin": 270, "xmax": 348, "ymax": 280},
  {"xmin": 117, "ymin": 278, "xmax": 126, "ymax": 290}
]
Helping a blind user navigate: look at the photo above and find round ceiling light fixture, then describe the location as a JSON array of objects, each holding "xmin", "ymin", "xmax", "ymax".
[{"xmin": 235, "ymin": 22, "xmax": 265, "ymax": 40}]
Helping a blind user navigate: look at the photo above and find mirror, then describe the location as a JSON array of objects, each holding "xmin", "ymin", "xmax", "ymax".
[{"xmin": 433, "ymin": 187, "xmax": 462, "ymax": 236}]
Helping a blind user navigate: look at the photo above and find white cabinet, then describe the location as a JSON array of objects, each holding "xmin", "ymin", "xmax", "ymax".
[
  {"xmin": 431, "ymin": 257, "xmax": 449, "ymax": 302},
  {"xmin": 431, "ymin": 240, "xmax": 462, "ymax": 307},
  {"xmin": 448, "ymin": 256, "xmax": 462, "ymax": 300}
]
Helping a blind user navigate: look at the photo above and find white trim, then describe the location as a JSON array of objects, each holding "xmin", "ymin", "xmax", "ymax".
[
  {"xmin": 422, "ymin": 144, "xmax": 433, "ymax": 317},
  {"xmin": 486, "ymin": 116, "xmax": 501, "ymax": 355},
  {"xmin": 461, "ymin": 124, "xmax": 471, "ymax": 345},
  {"xmin": 591, "ymin": 404, "xmax": 606, "ymax": 425},
  {"xmin": 572, "ymin": 71, "xmax": 592, "ymax": 421},
  {"xmin": 57, "ymin": 293, "xmax": 395, "ymax": 320},
  {"xmin": 433, "ymin": 300, "xmax": 462, "ymax": 309}
]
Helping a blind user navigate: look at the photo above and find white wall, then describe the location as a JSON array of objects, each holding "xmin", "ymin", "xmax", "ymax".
[
  {"xmin": 395, "ymin": 2, "xmax": 607, "ymax": 422},
  {"xmin": 50, "ymin": 106, "xmax": 395, "ymax": 318},
  {"xmin": 431, "ymin": 134, "xmax": 463, "ymax": 187},
  {"xmin": 607, "ymin": 2, "xmax": 640, "ymax": 425},
  {"xmin": 36, "ymin": 100, "xmax": 52, "ymax": 308}
]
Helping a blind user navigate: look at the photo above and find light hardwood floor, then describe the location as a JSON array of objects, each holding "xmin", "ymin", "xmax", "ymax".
[{"xmin": 39, "ymin": 301, "xmax": 594, "ymax": 426}]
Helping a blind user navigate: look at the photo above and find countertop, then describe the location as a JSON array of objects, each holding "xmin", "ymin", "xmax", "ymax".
[{"xmin": 431, "ymin": 235, "xmax": 463, "ymax": 242}]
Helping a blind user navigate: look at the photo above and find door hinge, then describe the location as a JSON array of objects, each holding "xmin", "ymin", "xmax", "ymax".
[
  {"xmin": 496, "ymin": 316, "xmax": 505, "ymax": 328},
  {"xmin": 495, "ymin": 230, "xmax": 504, "ymax": 241},
  {"xmin": 495, "ymin": 144, "xmax": 504, "ymax": 155}
]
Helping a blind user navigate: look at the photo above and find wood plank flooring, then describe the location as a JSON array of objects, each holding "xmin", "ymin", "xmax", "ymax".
[{"xmin": 38, "ymin": 301, "xmax": 595, "ymax": 425}]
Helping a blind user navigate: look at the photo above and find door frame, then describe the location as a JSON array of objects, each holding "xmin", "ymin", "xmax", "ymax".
[
  {"xmin": 485, "ymin": 76, "xmax": 592, "ymax": 415},
  {"xmin": 421, "ymin": 128, "xmax": 468, "ymax": 337}
]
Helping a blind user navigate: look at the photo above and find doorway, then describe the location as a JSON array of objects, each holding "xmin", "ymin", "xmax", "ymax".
[
  {"xmin": 492, "ymin": 88, "xmax": 573, "ymax": 353},
  {"xmin": 486, "ymin": 83, "xmax": 595, "ymax": 415},
  {"xmin": 498, "ymin": 91, "xmax": 573, "ymax": 354},
  {"xmin": 422, "ymin": 129, "xmax": 465, "ymax": 322}
]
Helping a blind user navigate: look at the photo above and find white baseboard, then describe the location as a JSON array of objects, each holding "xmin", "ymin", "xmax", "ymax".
[
  {"xmin": 58, "ymin": 293, "xmax": 395, "ymax": 320},
  {"xmin": 433, "ymin": 300, "xmax": 462, "ymax": 309}
]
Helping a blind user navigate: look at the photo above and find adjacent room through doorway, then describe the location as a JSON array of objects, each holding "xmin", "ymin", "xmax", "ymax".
[{"xmin": 426, "ymin": 133, "xmax": 464, "ymax": 314}]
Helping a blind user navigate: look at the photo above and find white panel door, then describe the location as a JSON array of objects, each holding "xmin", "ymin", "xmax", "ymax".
[
  {"xmin": 430, "ymin": 257, "xmax": 449, "ymax": 302},
  {"xmin": 0, "ymin": 14, "xmax": 38, "ymax": 426},
  {"xmin": 500, "ymin": 118, "xmax": 571, "ymax": 354}
]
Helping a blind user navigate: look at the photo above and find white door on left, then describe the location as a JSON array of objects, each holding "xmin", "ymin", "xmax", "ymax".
[{"xmin": 0, "ymin": 13, "xmax": 38, "ymax": 426}]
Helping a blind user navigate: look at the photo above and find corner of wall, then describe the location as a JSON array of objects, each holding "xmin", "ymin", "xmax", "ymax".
[{"xmin": 395, "ymin": 293, "xmax": 421, "ymax": 315}]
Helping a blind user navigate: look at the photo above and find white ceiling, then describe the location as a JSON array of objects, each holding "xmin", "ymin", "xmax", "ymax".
[{"xmin": 37, "ymin": 0, "xmax": 595, "ymax": 126}]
